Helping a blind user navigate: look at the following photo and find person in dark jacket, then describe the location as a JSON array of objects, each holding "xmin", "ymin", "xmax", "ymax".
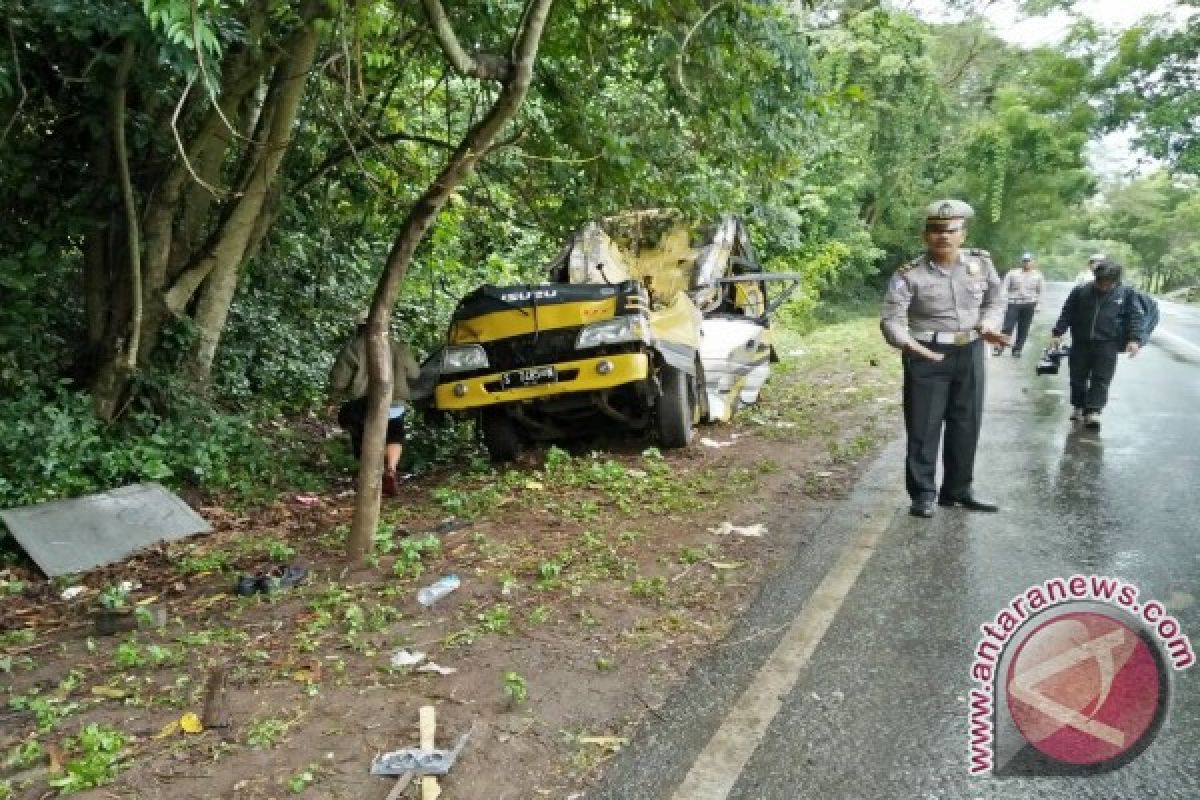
[{"xmin": 1050, "ymin": 260, "xmax": 1143, "ymax": 429}]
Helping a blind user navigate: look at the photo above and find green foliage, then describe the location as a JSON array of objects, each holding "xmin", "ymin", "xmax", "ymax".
[
  {"xmin": 502, "ymin": 670, "xmax": 528, "ymax": 707},
  {"xmin": 245, "ymin": 717, "xmax": 289, "ymax": 749},
  {"xmin": 390, "ymin": 534, "xmax": 441, "ymax": 578},
  {"xmin": 46, "ymin": 724, "xmax": 126, "ymax": 795},
  {"xmin": 8, "ymin": 691, "xmax": 81, "ymax": 734},
  {"xmin": 287, "ymin": 763, "xmax": 320, "ymax": 794}
]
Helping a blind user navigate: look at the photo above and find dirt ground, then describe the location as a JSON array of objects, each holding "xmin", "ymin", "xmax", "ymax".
[{"xmin": 0, "ymin": 318, "xmax": 901, "ymax": 800}]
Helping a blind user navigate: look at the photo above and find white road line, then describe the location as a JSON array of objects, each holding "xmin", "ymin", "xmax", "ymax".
[
  {"xmin": 670, "ymin": 502, "xmax": 899, "ymax": 800},
  {"xmin": 1151, "ymin": 327, "xmax": 1200, "ymax": 364}
]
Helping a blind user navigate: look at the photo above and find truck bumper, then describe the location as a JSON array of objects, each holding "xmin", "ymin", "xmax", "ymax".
[{"xmin": 434, "ymin": 353, "xmax": 650, "ymax": 411}]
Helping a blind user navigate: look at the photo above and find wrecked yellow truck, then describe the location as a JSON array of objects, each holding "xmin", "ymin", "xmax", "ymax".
[{"xmin": 430, "ymin": 212, "xmax": 799, "ymax": 460}]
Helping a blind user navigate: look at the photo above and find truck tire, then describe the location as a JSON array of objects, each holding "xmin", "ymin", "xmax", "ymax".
[
  {"xmin": 481, "ymin": 410, "xmax": 522, "ymax": 462},
  {"xmin": 656, "ymin": 365, "xmax": 695, "ymax": 448}
]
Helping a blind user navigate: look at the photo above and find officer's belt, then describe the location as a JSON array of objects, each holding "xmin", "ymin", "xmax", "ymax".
[{"xmin": 912, "ymin": 330, "xmax": 979, "ymax": 345}]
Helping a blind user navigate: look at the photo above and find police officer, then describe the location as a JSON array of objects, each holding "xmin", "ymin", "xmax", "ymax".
[
  {"xmin": 997, "ymin": 252, "xmax": 1044, "ymax": 357},
  {"xmin": 881, "ymin": 200, "xmax": 1009, "ymax": 518}
]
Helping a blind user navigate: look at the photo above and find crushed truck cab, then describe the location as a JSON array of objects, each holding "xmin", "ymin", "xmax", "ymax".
[{"xmin": 431, "ymin": 212, "xmax": 799, "ymax": 461}]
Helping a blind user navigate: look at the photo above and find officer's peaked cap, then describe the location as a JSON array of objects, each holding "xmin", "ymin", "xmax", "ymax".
[
  {"xmin": 1022, "ymin": 252, "xmax": 1033, "ymax": 261},
  {"xmin": 1087, "ymin": 252, "xmax": 1107, "ymax": 264},
  {"xmin": 925, "ymin": 199, "xmax": 974, "ymax": 221}
]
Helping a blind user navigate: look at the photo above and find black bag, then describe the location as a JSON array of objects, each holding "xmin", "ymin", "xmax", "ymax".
[
  {"xmin": 1127, "ymin": 288, "xmax": 1159, "ymax": 344},
  {"xmin": 1036, "ymin": 344, "xmax": 1069, "ymax": 376}
]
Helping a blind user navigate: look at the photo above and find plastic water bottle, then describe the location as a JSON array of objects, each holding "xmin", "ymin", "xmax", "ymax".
[{"xmin": 417, "ymin": 574, "xmax": 460, "ymax": 607}]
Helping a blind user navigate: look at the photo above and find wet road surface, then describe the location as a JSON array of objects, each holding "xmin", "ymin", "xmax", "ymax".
[{"xmin": 587, "ymin": 283, "xmax": 1199, "ymax": 799}]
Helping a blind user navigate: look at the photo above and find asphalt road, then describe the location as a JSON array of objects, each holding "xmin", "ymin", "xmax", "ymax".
[{"xmin": 587, "ymin": 282, "xmax": 1199, "ymax": 800}]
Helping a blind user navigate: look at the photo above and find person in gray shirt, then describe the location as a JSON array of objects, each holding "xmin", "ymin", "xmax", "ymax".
[
  {"xmin": 997, "ymin": 252, "xmax": 1045, "ymax": 357},
  {"xmin": 881, "ymin": 199, "xmax": 1009, "ymax": 518}
]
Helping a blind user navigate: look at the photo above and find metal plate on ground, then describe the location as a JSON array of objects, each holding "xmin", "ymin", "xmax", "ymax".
[{"xmin": 0, "ymin": 482, "xmax": 211, "ymax": 577}]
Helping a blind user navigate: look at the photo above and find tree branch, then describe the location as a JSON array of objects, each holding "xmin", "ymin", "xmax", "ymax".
[
  {"xmin": 110, "ymin": 39, "xmax": 143, "ymax": 370},
  {"xmin": 295, "ymin": 130, "xmax": 454, "ymax": 192},
  {"xmin": 0, "ymin": 22, "xmax": 28, "ymax": 146},
  {"xmin": 420, "ymin": 0, "xmax": 512, "ymax": 82}
]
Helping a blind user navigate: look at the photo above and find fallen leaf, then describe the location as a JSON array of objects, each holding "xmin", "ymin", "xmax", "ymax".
[
  {"xmin": 91, "ymin": 686, "xmax": 127, "ymax": 699},
  {"xmin": 524, "ymin": 480, "xmax": 544, "ymax": 491},
  {"xmin": 578, "ymin": 735, "xmax": 628, "ymax": 752},
  {"xmin": 45, "ymin": 743, "xmax": 65, "ymax": 774},
  {"xmin": 180, "ymin": 712, "xmax": 204, "ymax": 734},
  {"xmin": 291, "ymin": 669, "xmax": 319, "ymax": 683},
  {"xmin": 155, "ymin": 720, "xmax": 181, "ymax": 739},
  {"xmin": 709, "ymin": 561, "xmax": 745, "ymax": 570}
]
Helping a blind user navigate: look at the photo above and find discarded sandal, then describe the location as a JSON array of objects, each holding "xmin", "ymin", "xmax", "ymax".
[
  {"xmin": 234, "ymin": 574, "xmax": 262, "ymax": 596},
  {"xmin": 258, "ymin": 565, "xmax": 308, "ymax": 593}
]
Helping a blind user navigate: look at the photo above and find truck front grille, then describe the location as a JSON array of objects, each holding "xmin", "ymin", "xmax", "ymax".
[{"xmin": 483, "ymin": 329, "xmax": 582, "ymax": 371}]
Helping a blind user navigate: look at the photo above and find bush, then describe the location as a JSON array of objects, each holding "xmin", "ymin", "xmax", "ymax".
[{"xmin": 0, "ymin": 382, "xmax": 320, "ymax": 510}]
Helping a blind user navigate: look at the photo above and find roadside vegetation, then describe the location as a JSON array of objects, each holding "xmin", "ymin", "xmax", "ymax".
[{"xmin": 0, "ymin": 312, "xmax": 901, "ymax": 799}]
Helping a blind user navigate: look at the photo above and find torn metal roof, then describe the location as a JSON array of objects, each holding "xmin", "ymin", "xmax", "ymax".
[{"xmin": 0, "ymin": 482, "xmax": 211, "ymax": 577}]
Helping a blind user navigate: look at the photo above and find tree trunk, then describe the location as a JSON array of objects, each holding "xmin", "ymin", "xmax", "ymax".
[
  {"xmin": 347, "ymin": 0, "xmax": 556, "ymax": 559},
  {"xmin": 184, "ymin": 23, "xmax": 321, "ymax": 384}
]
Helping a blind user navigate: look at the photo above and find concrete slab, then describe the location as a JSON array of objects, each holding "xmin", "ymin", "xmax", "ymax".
[{"xmin": 0, "ymin": 482, "xmax": 210, "ymax": 577}]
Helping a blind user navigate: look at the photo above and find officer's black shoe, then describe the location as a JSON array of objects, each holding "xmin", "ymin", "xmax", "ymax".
[
  {"xmin": 938, "ymin": 493, "xmax": 1000, "ymax": 512},
  {"xmin": 909, "ymin": 501, "xmax": 936, "ymax": 518}
]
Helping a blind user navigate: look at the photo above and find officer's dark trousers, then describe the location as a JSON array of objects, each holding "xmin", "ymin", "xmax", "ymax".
[
  {"xmin": 1001, "ymin": 302, "xmax": 1036, "ymax": 353},
  {"xmin": 1068, "ymin": 340, "xmax": 1120, "ymax": 412},
  {"xmin": 903, "ymin": 338, "xmax": 985, "ymax": 502}
]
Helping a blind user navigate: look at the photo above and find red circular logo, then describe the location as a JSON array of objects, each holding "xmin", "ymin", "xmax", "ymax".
[{"xmin": 1006, "ymin": 611, "xmax": 1164, "ymax": 766}]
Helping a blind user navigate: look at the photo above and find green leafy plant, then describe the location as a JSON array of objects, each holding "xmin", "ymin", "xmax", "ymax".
[
  {"xmin": 502, "ymin": 670, "xmax": 528, "ymax": 707},
  {"xmin": 630, "ymin": 575, "xmax": 667, "ymax": 600},
  {"xmin": 476, "ymin": 604, "xmax": 512, "ymax": 635},
  {"xmin": 245, "ymin": 717, "xmax": 289, "ymax": 749},
  {"xmin": 8, "ymin": 691, "xmax": 81, "ymax": 733},
  {"xmin": 46, "ymin": 724, "xmax": 126, "ymax": 794},
  {"xmin": 287, "ymin": 763, "xmax": 320, "ymax": 793},
  {"xmin": 392, "ymin": 534, "xmax": 440, "ymax": 578},
  {"xmin": 113, "ymin": 639, "xmax": 146, "ymax": 669}
]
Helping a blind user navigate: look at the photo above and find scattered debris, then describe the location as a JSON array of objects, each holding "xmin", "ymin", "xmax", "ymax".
[
  {"xmin": 390, "ymin": 649, "xmax": 427, "ymax": 668},
  {"xmin": 707, "ymin": 522, "xmax": 767, "ymax": 537},
  {"xmin": 201, "ymin": 665, "xmax": 232, "ymax": 729},
  {"xmin": 815, "ymin": 471, "xmax": 834, "ymax": 478},
  {"xmin": 428, "ymin": 518, "xmax": 471, "ymax": 536},
  {"xmin": 577, "ymin": 735, "xmax": 628, "ymax": 752},
  {"xmin": 417, "ymin": 574, "xmax": 460, "ymax": 607},
  {"xmin": 60, "ymin": 586, "xmax": 86, "ymax": 601},
  {"xmin": 372, "ymin": 707, "xmax": 476, "ymax": 800},
  {"xmin": 293, "ymin": 494, "xmax": 321, "ymax": 506},
  {"xmin": 708, "ymin": 561, "xmax": 745, "ymax": 570},
  {"xmin": 700, "ymin": 437, "xmax": 734, "ymax": 449},
  {"xmin": 0, "ymin": 482, "xmax": 211, "ymax": 577},
  {"xmin": 416, "ymin": 662, "xmax": 458, "ymax": 676}
]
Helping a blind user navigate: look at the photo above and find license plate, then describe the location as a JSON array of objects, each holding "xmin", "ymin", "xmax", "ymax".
[{"xmin": 502, "ymin": 366, "xmax": 557, "ymax": 389}]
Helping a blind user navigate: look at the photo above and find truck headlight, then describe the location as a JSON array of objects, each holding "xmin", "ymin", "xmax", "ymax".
[
  {"xmin": 576, "ymin": 317, "xmax": 650, "ymax": 348},
  {"xmin": 442, "ymin": 345, "xmax": 489, "ymax": 374}
]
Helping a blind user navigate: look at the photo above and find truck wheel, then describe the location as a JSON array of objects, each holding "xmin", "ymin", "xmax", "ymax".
[
  {"xmin": 657, "ymin": 365, "xmax": 695, "ymax": 448},
  {"xmin": 481, "ymin": 410, "xmax": 522, "ymax": 462}
]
